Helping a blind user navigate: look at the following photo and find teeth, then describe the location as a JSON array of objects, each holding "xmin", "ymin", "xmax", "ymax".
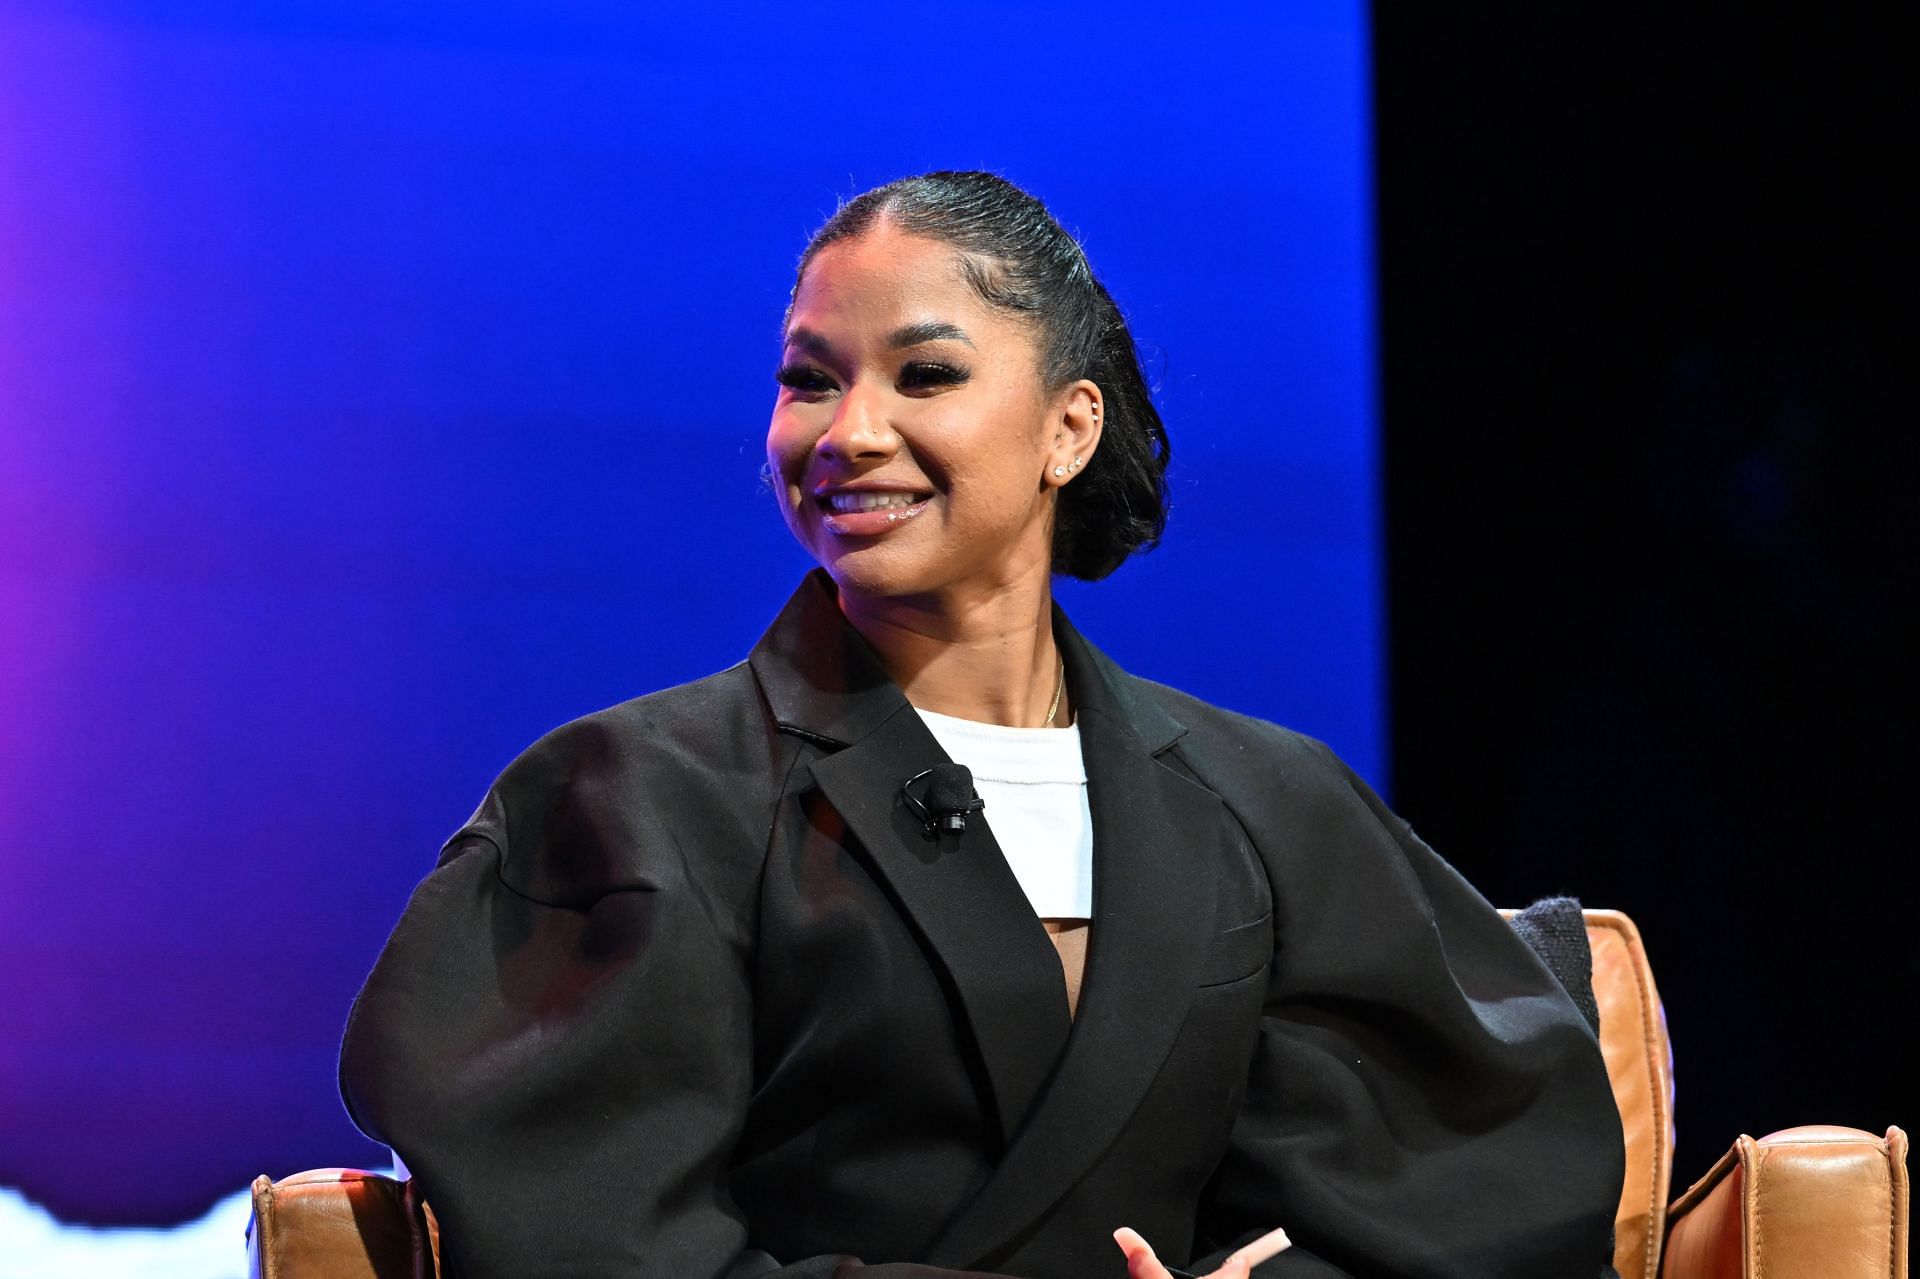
[{"xmin": 828, "ymin": 492, "xmax": 925, "ymax": 513}]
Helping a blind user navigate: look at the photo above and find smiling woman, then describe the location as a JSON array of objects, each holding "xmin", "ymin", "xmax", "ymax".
[
  {"xmin": 338, "ymin": 172, "xmax": 1625, "ymax": 1279},
  {"xmin": 773, "ymin": 175, "xmax": 1168, "ymax": 583},
  {"xmin": 770, "ymin": 220, "xmax": 1103, "ymax": 723}
]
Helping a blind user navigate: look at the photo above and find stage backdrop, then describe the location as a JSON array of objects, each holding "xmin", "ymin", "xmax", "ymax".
[{"xmin": 0, "ymin": 0, "xmax": 1379, "ymax": 1226}]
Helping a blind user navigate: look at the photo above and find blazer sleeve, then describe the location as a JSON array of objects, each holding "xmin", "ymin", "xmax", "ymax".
[
  {"xmin": 1187, "ymin": 742, "xmax": 1626, "ymax": 1279},
  {"xmin": 337, "ymin": 728, "xmax": 1018, "ymax": 1279}
]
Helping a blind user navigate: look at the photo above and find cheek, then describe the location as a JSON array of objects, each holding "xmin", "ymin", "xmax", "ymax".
[
  {"xmin": 963, "ymin": 395, "xmax": 1050, "ymax": 497},
  {"xmin": 766, "ymin": 410, "xmax": 813, "ymax": 487},
  {"xmin": 764, "ymin": 425, "xmax": 814, "ymax": 543}
]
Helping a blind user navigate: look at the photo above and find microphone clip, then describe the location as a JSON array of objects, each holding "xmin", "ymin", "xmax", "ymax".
[{"xmin": 900, "ymin": 764, "xmax": 985, "ymax": 838}]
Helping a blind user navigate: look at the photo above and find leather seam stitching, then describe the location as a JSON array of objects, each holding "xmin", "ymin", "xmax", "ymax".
[{"xmin": 1599, "ymin": 913, "xmax": 1666, "ymax": 1279}]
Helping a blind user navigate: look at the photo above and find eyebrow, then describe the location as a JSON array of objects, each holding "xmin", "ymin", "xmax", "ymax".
[
  {"xmin": 887, "ymin": 319, "xmax": 974, "ymax": 349},
  {"xmin": 784, "ymin": 320, "xmax": 974, "ymax": 357}
]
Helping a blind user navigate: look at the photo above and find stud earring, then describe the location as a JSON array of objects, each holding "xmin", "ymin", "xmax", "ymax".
[{"xmin": 1053, "ymin": 466, "xmax": 1066, "ymax": 477}]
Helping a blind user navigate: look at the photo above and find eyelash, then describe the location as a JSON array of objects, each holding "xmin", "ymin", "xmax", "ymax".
[
  {"xmin": 775, "ymin": 361, "xmax": 970, "ymax": 396},
  {"xmin": 900, "ymin": 360, "xmax": 969, "ymax": 388},
  {"xmin": 774, "ymin": 365, "xmax": 834, "ymax": 394}
]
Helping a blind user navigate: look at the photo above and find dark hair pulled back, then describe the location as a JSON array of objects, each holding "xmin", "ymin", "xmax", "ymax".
[{"xmin": 792, "ymin": 171, "xmax": 1170, "ymax": 580}]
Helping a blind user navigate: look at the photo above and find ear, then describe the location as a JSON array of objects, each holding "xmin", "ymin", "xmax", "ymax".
[{"xmin": 1045, "ymin": 379, "xmax": 1104, "ymax": 490}]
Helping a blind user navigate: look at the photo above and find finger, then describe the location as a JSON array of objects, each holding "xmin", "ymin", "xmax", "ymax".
[
  {"xmin": 1200, "ymin": 1256, "xmax": 1249, "ymax": 1279},
  {"xmin": 1113, "ymin": 1227, "xmax": 1172, "ymax": 1279},
  {"xmin": 1227, "ymin": 1225, "xmax": 1293, "ymax": 1269}
]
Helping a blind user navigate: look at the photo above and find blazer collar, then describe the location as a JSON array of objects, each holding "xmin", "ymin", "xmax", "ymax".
[{"xmin": 748, "ymin": 569, "xmax": 1190, "ymax": 757}]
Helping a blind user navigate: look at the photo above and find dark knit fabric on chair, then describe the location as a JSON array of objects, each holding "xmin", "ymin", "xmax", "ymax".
[{"xmin": 1512, "ymin": 895, "xmax": 1602, "ymax": 1036}]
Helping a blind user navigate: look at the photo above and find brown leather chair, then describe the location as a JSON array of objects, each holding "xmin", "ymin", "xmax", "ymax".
[
  {"xmin": 1573, "ymin": 911, "xmax": 1907, "ymax": 1279},
  {"xmin": 248, "ymin": 910, "xmax": 1909, "ymax": 1279}
]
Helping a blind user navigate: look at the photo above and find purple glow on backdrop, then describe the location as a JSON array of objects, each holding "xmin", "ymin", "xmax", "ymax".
[{"xmin": 0, "ymin": 1, "xmax": 1377, "ymax": 1226}]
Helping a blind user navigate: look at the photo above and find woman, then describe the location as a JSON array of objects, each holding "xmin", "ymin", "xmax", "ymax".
[{"xmin": 340, "ymin": 171, "xmax": 1624, "ymax": 1278}]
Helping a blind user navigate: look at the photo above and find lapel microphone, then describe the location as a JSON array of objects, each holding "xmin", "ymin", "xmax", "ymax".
[{"xmin": 900, "ymin": 764, "xmax": 985, "ymax": 837}]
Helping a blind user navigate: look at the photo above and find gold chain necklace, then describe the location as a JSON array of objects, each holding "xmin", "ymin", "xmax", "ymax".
[{"xmin": 1043, "ymin": 655, "xmax": 1065, "ymax": 727}]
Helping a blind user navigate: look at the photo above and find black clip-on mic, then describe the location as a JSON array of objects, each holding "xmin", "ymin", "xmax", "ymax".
[{"xmin": 900, "ymin": 763, "xmax": 985, "ymax": 837}]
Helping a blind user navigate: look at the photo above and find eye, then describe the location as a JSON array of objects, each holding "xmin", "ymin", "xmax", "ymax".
[
  {"xmin": 775, "ymin": 364, "xmax": 837, "ymax": 398},
  {"xmin": 898, "ymin": 360, "xmax": 970, "ymax": 392}
]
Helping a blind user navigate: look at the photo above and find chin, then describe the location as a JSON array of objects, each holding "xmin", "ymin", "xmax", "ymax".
[
  {"xmin": 819, "ymin": 552, "xmax": 935, "ymax": 602},
  {"xmin": 810, "ymin": 533, "xmax": 964, "ymax": 602}
]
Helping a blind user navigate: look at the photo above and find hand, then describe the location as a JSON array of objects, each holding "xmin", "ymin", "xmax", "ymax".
[{"xmin": 1112, "ymin": 1225, "xmax": 1291, "ymax": 1279}]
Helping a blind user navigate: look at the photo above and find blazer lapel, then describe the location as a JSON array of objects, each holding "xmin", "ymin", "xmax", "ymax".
[
  {"xmin": 750, "ymin": 573, "xmax": 1072, "ymax": 1145},
  {"xmin": 925, "ymin": 617, "xmax": 1228, "ymax": 1271},
  {"xmin": 750, "ymin": 574, "xmax": 1232, "ymax": 1264},
  {"xmin": 807, "ymin": 713, "xmax": 1072, "ymax": 1145}
]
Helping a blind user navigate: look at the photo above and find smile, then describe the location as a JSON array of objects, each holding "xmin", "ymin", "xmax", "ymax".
[
  {"xmin": 815, "ymin": 491, "xmax": 933, "ymax": 534},
  {"xmin": 821, "ymin": 491, "xmax": 931, "ymax": 513}
]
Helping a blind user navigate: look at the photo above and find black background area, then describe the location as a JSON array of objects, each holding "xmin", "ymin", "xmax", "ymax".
[{"xmin": 1372, "ymin": 10, "xmax": 1913, "ymax": 1193}]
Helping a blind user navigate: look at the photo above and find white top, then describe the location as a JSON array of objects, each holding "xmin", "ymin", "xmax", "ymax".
[{"xmin": 915, "ymin": 706, "xmax": 1094, "ymax": 919}]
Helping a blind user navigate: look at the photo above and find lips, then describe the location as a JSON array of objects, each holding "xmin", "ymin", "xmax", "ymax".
[{"xmin": 814, "ymin": 487, "xmax": 934, "ymax": 537}]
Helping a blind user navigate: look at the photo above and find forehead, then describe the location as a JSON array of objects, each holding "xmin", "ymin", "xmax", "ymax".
[{"xmin": 788, "ymin": 224, "xmax": 1001, "ymax": 339}]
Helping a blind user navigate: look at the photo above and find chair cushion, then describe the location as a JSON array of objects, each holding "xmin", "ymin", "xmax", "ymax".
[
  {"xmin": 1662, "ymin": 1125, "xmax": 1910, "ymax": 1279},
  {"xmin": 247, "ymin": 1169, "xmax": 428, "ymax": 1279}
]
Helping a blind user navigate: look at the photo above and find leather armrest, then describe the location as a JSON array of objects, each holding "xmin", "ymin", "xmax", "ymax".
[
  {"xmin": 1661, "ymin": 1125, "xmax": 1909, "ymax": 1279},
  {"xmin": 247, "ymin": 1168, "xmax": 436, "ymax": 1279}
]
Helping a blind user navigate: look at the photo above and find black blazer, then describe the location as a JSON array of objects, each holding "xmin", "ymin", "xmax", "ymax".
[{"xmin": 339, "ymin": 572, "xmax": 1624, "ymax": 1279}]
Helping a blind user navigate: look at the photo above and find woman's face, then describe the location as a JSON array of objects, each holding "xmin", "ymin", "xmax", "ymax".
[{"xmin": 768, "ymin": 222, "xmax": 1091, "ymax": 604}]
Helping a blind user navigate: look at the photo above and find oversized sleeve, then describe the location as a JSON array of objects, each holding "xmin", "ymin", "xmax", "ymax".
[
  {"xmin": 337, "ymin": 722, "xmax": 1015, "ymax": 1279},
  {"xmin": 1188, "ymin": 741, "xmax": 1626, "ymax": 1278}
]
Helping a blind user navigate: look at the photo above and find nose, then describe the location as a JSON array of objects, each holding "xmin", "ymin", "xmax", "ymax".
[{"xmin": 814, "ymin": 380, "xmax": 899, "ymax": 464}]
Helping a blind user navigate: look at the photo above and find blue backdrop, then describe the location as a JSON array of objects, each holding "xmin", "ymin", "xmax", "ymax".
[{"xmin": 0, "ymin": 0, "xmax": 1379, "ymax": 1226}]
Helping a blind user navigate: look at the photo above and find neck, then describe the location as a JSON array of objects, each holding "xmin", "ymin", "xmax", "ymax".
[{"xmin": 837, "ymin": 578, "xmax": 1069, "ymax": 729}]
